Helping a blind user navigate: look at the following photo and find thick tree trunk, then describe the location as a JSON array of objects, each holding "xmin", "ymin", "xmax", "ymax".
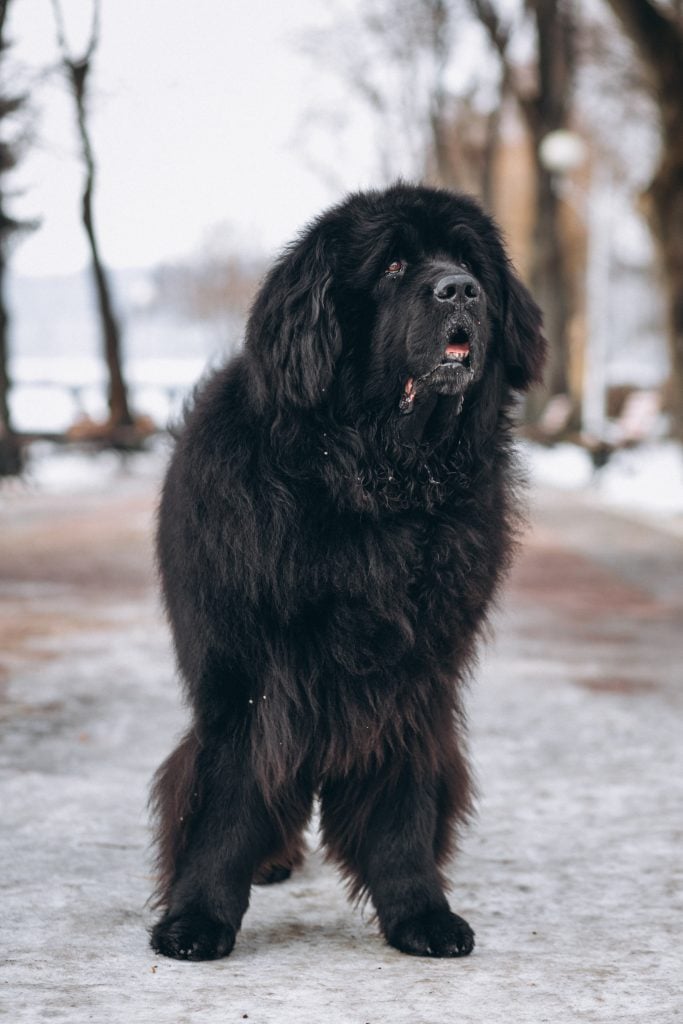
[
  {"xmin": 525, "ymin": 0, "xmax": 576, "ymax": 424},
  {"xmin": 604, "ymin": 0, "xmax": 683, "ymax": 439},
  {"xmin": 468, "ymin": 0, "xmax": 577, "ymax": 426},
  {"xmin": 527, "ymin": 151, "xmax": 572, "ymax": 416},
  {"xmin": 647, "ymin": 150, "xmax": 683, "ymax": 440}
]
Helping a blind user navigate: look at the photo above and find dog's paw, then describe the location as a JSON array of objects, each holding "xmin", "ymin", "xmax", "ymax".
[
  {"xmin": 387, "ymin": 908, "xmax": 475, "ymax": 958},
  {"xmin": 150, "ymin": 910, "xmax": 236, "ymax": 961}
]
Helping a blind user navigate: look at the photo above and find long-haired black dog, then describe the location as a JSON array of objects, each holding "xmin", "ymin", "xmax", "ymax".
[{"xmin": 150, "ymin": 183, "xmax": 545, "ymax": 961}]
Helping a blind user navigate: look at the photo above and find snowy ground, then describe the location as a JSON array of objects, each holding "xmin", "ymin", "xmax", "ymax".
[
  {"xmin": 10, "ymin": 434, "xmax": 683, "ymax": 526},
  {"xmin": 527, "ymin": 440, "xmax": 683, "ymax": 532},
  {"xmin": 1, "ymin": 451, "xmax": 682, "ymax": 1023}
]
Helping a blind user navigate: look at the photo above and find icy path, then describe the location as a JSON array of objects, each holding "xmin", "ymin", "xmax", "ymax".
[{"xmin": 1, "ymin": 476, "xmax": 681, "ymax": 1023}]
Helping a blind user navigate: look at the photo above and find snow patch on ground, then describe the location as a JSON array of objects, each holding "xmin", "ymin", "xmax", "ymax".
[
  {"xmin": 525, "ymin": 440, "xmax": 683, "ymax": 531},
  {"xmin": 0, "ymin": 440, "xmax": 171, "ymax": 499},
  {"xmin": 524, "ymin": 441, "xmax": 595, "ymax": 490},
  {"xmin": 8, "ymin": 437, "xmax": 682, "ymax": 539},
  {"xmin": 593, "ymin": 442, "xmax": 683, "ymax": 516}
]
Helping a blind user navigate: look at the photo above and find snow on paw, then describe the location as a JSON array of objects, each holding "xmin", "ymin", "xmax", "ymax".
[{"xmin": 150, "ymin": 910, "xmax": 236, "ymax": 961}]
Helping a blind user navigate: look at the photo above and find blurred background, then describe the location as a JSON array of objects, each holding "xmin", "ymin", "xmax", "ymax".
[{"xmin": 0, "ymin": 0, "xmax": 682, "ymax": 513}]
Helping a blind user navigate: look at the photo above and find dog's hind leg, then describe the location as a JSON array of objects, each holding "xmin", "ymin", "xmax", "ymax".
[{"xmin": 253, "ymin": 831, "xmax": 307, "ymax": 885}]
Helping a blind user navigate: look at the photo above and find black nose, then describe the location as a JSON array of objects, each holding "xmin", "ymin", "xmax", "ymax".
[{"xmin": 434, "ymin": 273, "xmax": 480, "ymax": 303}]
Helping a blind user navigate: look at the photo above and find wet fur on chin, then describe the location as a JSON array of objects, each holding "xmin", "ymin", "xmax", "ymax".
[{"xmin": 149, "ymin": 182, "xmax": 546, "ymax": 961}]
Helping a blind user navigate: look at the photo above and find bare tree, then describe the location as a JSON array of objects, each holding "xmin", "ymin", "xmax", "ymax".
[
  {"xmin": 603, "ymin": 0, "xmax": 683, "ymax": 440},
  {"xmin": 0, "ymin": 0, "xmax": 34, "ymax": 475},
  {"xmin": 51, "ymin": 0, "xmax": 133, "ymax": 432},
  {"xmin": 301, "ymin": 0, "xmax": 502, "ymax": 197},
  {"xmin": 470, "ymin": 0, "xmax": 577, "ymax": 421}
]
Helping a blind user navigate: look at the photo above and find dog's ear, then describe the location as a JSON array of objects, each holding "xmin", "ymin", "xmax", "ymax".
[
  {"xmin": 501, "ymin": 266, "xmax": 547, "ymax": 391},
  {"xmin": 246, "ymin": 233, "xmax": 342, "ymax": 408}
]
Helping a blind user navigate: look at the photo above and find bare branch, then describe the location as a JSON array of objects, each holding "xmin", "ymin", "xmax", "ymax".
[
  {"xmin": 51, "ymin": 0, "xmax": 100, "ymax": 65},
  {"xmin": 467, "ymin": 0, "xmax": 511, "ymax": 61},
  {"xmin": 466, "ymin": 0, "xmax": 536, "ymax": 125},
  {"xmin": 0, "ymin": 1, "xmax": 10, "ymax": 38}
]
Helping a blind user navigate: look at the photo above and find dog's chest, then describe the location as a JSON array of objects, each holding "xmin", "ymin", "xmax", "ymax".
[
  {"xmin": 374, "ymin": 512, "xmax": 475, "ymax": 589},
  {"xmin": 323, "ymin": 503, "xmax": 486, "ymax": 591},
  {"xmin": 315, "ymin": 511, "xmax": 486, "ymax": 667}
]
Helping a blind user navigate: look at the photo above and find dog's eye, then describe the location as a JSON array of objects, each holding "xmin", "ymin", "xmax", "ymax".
[{"xmin": 385, "ymin": 259, "xmax": 405, "ymax": 276}]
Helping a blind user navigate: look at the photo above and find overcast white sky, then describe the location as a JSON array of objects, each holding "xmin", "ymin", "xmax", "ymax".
[{"xmin": 6, "ymin": 0, "xmax": 384, "ymax": 277}]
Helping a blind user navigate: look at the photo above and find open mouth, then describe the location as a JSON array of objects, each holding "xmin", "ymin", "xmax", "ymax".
[
  {"xmin": 441, "ymin": 325, "xmax": 472, "ymax": 369},
  {"xmin": 399, "ymin": 320, "xmax": 478, "ymax": 414}
]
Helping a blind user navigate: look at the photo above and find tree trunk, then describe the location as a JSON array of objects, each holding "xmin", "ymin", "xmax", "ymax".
[
  {"xmin": 525, "ymin": 0, "xmax": 576, "ymax": 423},
  {"xmin": 525, "ymin": 148, "xmax": 572, "ymax": 419},
  {"xmin": 0, "ymin": 246, "xmax": 22, "ymax": 476},
  {"xmin": 647, "ymin": 148, "xmax": 683, "ymax": 440},
  {"xmin": 80, "ymin": 167, "xmax": 133, "ymax": 427},
  {"xmin": 468, "ymin": 0, "xmax": 577, "ymax": 425},
  {"xmin": 480, "ymin": 96, "xmax": 504, "ymax": 213},
  {"xmin": 56, "ymin": 4, "xmax": 133, "ymax": 430},
  {"xmin": 0, "ymin": 0, "xmax": 23, "ymax": 476},
  {"xmin": 604, "ymin": 0, "xmax": 683, "ymax": 439},
  {"xmin": 429, "ymin": 105, "xmax": 459, "ymax": 190}
]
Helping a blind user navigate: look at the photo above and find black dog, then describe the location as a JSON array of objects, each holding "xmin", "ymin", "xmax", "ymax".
[{"xmin": 150, "ymin": 183, "xmax": 545, "ymax": 961}]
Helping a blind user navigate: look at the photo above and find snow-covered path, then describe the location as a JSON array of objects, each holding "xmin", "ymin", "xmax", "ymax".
[{"xmin": 1, "ymin": 470, "xmax": 681, "ymax": 1023}]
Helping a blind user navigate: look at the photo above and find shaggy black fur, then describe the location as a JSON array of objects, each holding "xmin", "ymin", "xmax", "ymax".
[{"xmin": 149, "ymin": 183, "xmax": 546, "ymax": 961}]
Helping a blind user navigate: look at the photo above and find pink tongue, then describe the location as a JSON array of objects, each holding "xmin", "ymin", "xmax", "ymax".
[{"xmin": 446, "ymin": 344, "xmax": 469, "ymax": 356}]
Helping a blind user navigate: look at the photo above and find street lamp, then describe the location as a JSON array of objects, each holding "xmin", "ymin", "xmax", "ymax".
[{"xmin": 539, "ymin": 130, "xmax": 587, "ymax": 175}]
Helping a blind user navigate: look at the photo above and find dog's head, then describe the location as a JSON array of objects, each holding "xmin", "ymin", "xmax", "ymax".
[{"xmin": 245, "ymin": 183, "xmax": 546, "ymax": 425}]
